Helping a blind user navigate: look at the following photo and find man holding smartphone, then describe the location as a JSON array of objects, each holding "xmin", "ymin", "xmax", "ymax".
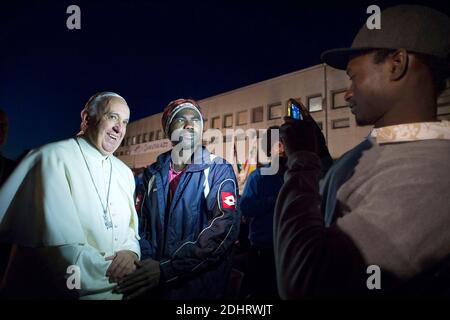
[{"xmin": 275, "ymin": 5, "xmax": 450, "ymax": 297}]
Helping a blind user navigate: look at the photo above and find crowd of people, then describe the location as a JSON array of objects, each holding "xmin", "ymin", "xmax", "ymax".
[{"xmin": 0, "ymin": 4, "xmax": 449, "ymax": 299}]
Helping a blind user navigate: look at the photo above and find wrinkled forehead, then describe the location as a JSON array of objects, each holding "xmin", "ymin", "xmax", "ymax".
[{"xmin": 100, "ymin": 96, "xmax": 129, "ymax": 116}]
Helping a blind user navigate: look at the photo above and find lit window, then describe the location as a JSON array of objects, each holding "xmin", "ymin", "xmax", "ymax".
[
  {"xmin": 332, "ymin": 90, "xmax": 347, "ymax": 109},
  {"xmin": 308, "ymin": 95, "xmax": 322, "ymax": 112}
]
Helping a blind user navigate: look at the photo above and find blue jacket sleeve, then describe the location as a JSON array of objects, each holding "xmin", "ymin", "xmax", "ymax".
[
  {"xmin": 137, "ymin": 169, "xmax": 155, "ymax": 260},
  {"xmin": 240, "ymin": 170, "xmax": 263, "ymax": 219}
]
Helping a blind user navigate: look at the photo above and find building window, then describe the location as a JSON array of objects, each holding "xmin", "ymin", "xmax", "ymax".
[
  {"xmin": 136, "ymin": 135, "xmax": 141, "ymax": 144},
  {"xmin": 131, "ymin": 136, "xmax": 137, "ymax": 145},
  {"xmin": 142, "ymin": 133, "xmax": 148, "ymax": 143},
  {"xmin": 211, "ymin": 116, "xmax": 221, "ymax": 129},
  {"xmin": 156, "ymin": 130, "xmax": 163, "ymax": 140},
  {"xmin": 437, "ymin": 105, "xmax": 450, "ymax": 120},
  {"xmin": 317, "ymin": 122, "xmax": 323, "ymax": 131},
  {"xmin": 237, "ymin": 110, "xmax": 248, "ymax": 125},
  {"xmin": 308, "ymin": 95, "xmax": 322, "ymax": 112},
  {"xmin": 332, "ymin": 118, "xmax": 350, "ymax": 129},
  {"xmin": 268, "ymin": 102, "xmax": 282, "ymax": 120},
  {"xmin": 252, "ymin": 106, "xmax": 264, "ymax": 123},
  {"xmin": 223, "ymin": 114, "xmax": 233, "ymax": 128},
  {"xmin": 332, "ymin": 89, "xmax": 347, "ymax": 109},
  {"xmin": 149, "ymin": 131, "xmax": 154, "ymax": 141}
]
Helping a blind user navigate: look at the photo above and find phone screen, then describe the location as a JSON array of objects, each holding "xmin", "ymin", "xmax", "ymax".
[{"xmin": 288, "ymin": 101, "xmax": 303, "ymax": 120}]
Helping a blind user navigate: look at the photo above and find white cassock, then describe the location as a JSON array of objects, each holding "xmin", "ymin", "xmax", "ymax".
[{"xmin": 0, "ymin": 137, "xmax": 140, "ymax": 299}]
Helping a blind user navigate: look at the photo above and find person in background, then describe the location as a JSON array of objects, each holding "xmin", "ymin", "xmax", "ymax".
[
  {"xmin": 0, "ymin": 108, "xmax": 18, "ymax": 282},
  {"xmin": 239, "ymin": 125, "xmax": 286, "ymax": 299},
  {"xmin": 0, "ymin": 109, "xmax": 16, "ymax": 187}
]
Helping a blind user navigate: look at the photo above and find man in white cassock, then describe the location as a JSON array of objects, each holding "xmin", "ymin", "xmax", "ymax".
[{"xmin": 0, "ymin": 92, "xmax": 140, "ymax": 299}]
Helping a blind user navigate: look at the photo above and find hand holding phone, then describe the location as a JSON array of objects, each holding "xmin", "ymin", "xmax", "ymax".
[
  {"xmin": 282, "ymin": 98, "xmax": 329, "ymax": 158},
  {"xmin": 287, "ymin": 98, "xmax": 308, "ymax": 120}
]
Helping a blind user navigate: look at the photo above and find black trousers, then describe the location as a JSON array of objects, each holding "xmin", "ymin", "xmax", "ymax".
[{"xmin": 240, "ymin": 246, "xmax": 279, "ymax": 300}]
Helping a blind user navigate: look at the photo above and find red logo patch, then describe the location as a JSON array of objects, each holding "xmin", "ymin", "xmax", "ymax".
[{"xmin": 221, "ymin": 192, "xmax": 236, "ymax": 209}]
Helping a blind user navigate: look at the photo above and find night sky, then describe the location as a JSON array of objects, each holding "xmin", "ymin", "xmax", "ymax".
[{"xmin": 1, "ymin": 0, "xmax": 449, "ymax": 159}]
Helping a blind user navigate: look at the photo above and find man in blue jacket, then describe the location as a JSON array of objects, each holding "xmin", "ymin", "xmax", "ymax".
[
  {"xmin": 116, "ymin": 98, "xmax": 240, "ymax": 299},
  {"xmin": 240, "ymin": 125, "xmax": 286, "ymax": 299}
]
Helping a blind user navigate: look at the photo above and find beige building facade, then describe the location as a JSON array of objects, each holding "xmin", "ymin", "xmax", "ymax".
[{"xmin": 116, "ymin": 63, "xmax": 450, "ymax": 172}]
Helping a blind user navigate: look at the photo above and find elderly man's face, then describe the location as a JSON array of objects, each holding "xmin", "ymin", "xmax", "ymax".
[
  {"xmin": 86, "ymin": 97, "xmax": 130, "ymax": 155},
  {"xmin": 168, "ymin": 108, "xmax": 202, "ymax": 150}
]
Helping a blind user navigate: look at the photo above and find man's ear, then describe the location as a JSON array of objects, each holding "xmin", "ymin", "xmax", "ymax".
[
  {"xmin": 278, "ymin": 142, "xmax": 285, "ymax": 155},
  {"xmin": 80, "ymin": 109, "xmax": 93, "ymax": 134},
  {"xmin": 389, "ymin": 49, "xmax": 409, "ymax": 81},
  {"xmin": 80, "ymin": 109, "xmax": 89, "ymax": 124}
]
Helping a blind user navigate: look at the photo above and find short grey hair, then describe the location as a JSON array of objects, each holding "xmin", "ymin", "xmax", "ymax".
[{"xmin": 79, "ymin": 91, "xmax": 125, "ymax": 134}]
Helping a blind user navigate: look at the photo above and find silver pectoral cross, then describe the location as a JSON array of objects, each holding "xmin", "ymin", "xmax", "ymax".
[{"xmin": 103, "ymin": 210, "xmax": 113, "ymax": 230}]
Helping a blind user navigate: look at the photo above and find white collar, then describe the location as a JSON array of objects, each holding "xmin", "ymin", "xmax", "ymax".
[
  {"xmin": 370, "ymin": 120, "xmax": 450, "ymax": 144},
  {"xmin": 76, "ymin": 136, "xmax": 111, "ymax": 162}
]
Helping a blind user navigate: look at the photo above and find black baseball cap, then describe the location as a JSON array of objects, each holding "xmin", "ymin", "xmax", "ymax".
[{"xmin": 321, "ymin": 5, "xmax": 450, "ymax": 70}]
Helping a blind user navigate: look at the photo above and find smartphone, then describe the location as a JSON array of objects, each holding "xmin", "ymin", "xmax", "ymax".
[{"xmin": 287, "ymin": 99, "xmax": 307, "ymax": 120}]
